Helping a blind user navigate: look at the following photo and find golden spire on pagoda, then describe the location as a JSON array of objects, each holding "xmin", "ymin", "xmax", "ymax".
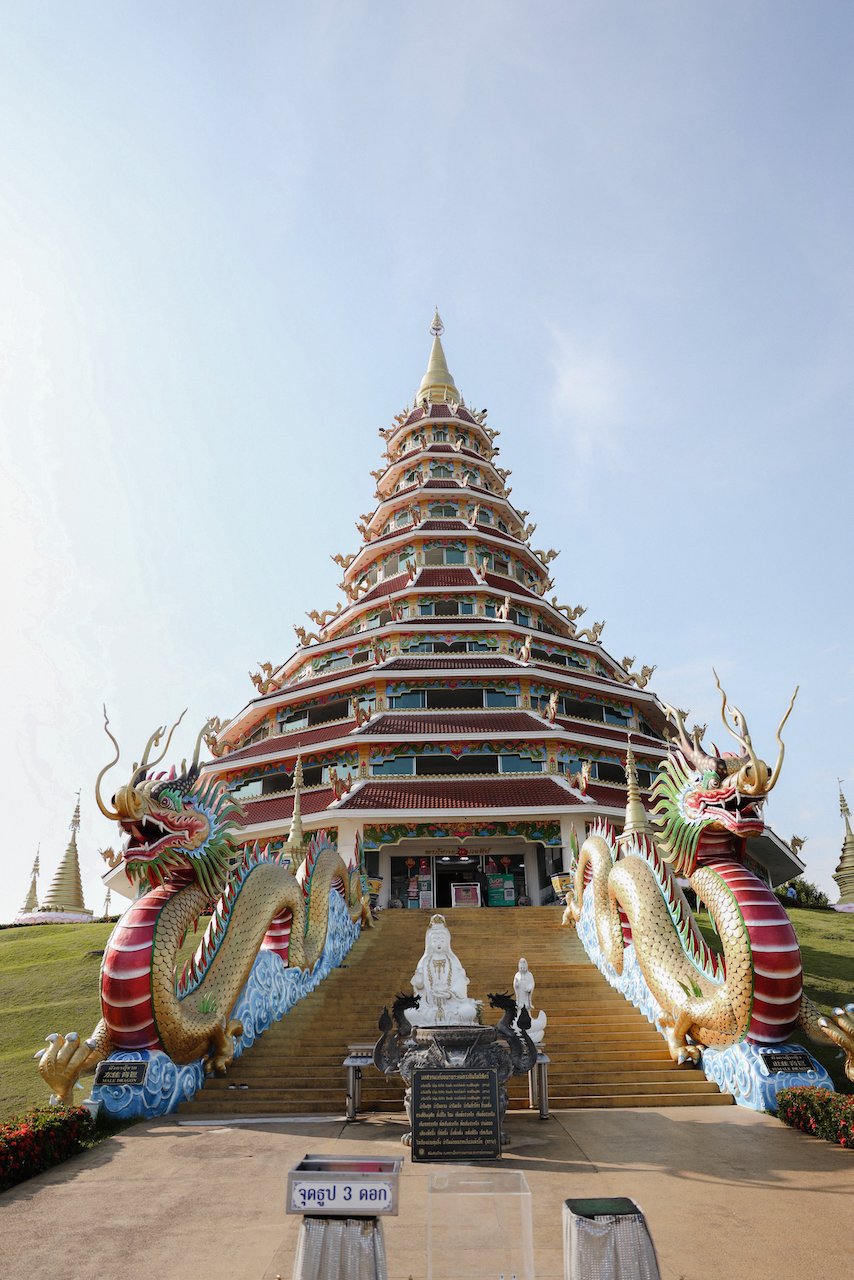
[
  {"xmin": 618, "ymin": 739, "xmax": 652, "ymax": 846},
  {"xmin": 40, "ymin": 792, "xmax": 91, "ymax": 915},
  {"xmin": 19, "ymin": 847, "xmax": 40, "ymax": 914},
  {"xmin": 416, "ymin": 309, "xmax": 461, "ymax": 406},
  {"xmin": 833, "ymin": 783, "xmax": 854, "ymax": 905},
  {"xmin": 286, "ymin": 756, "xmax": 306, "ymax": 867}
]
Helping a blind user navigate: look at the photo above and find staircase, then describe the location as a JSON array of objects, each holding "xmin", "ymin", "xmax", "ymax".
[{"xmin": 179, "ymin": 907, "xmax": 732, "ymax": 1116}]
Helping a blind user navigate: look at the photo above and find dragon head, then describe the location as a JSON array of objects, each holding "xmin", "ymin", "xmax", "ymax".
[
  {"xmin": 651, "ymin": 672, "xmax": 798, "ymax": 875},
  {"xmin": 95, "ymin": 709, "xmax": 242, "ymax": 896}
]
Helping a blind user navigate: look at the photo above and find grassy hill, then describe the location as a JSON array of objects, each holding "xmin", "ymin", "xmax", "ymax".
[{"xmin": 1, "ymin": 908, "xmax": 851, "ymax": 1123}]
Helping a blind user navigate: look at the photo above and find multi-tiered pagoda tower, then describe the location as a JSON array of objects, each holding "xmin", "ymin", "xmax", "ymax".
[{"xmin": 174, "ymin": 315, "xmax": 801, "ymax": 911}]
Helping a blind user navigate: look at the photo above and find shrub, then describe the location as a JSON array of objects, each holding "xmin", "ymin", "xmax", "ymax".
[
  {"xmin": 774, "ymin": 879, "xmax": 830, "ymax": 909},
  {"xmin": 777, "ymin": 1087, "xmax": 854, "ymax": 1149},
  {"xmin": 0, "ymin": 1106, "xmax": 96, "ymax": 1192}
]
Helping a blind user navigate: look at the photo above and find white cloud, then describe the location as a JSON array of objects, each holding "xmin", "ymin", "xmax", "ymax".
[{"xmin": 547, "ymin": 328, "xmax": 628, "ymax": 480}]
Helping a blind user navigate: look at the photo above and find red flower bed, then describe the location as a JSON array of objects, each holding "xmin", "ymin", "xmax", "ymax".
[
  {"xmin": 777, "ymin": 1087, "xmax": 854, "ymax": 1149},
  {"xmin": 0, "ymin": 1107, "xmax": 96, "ymax": 1192}
]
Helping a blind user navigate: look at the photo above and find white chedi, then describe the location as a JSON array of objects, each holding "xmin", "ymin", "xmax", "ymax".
[
  {"xmin": 513, "ymin": 957, "xmax": 547, "ymax": 1046},
  {"xmin": 408, "ymin": 914, "xmax": 479, "ymax": 1026}
]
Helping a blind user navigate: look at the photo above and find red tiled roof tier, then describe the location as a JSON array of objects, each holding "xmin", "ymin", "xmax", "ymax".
[
  {"xmin": 417, "ymin": 568, "xmax": 478, "ymax": 587},
  {"xmin": 420, "ymin": 520, "xmax": 469, "ymax": 531},
  {"xmin": 359, "ymin": 573, "xmax": 409, "ymax": 603},
  {"xmin": 359, "ymin": 711, "xmax": 546, "ymax": 736},
  {"xmin": 554, "ymin": 717, "xmax": 665, "ymax": 748},
  {"xmin": 338, "ymin": 777, "xmax": 579, "ymax": 811},
  {"xmin": 381, "ymin": 657, "xmax": 518, "ymax": 671},
  {"xmin": 221, "ymin": 720, "xmax": 356, "ymax": 763},
  {"xmin": 235, "ymin": 788, "xmax": 336, "ymax": 827},
  {"xmin": 483, "ymin": 573, "xmax": 539, "ymax": 599},
  {"xmin": 423, "ymin": 479, "xmax": 462, "ymax": 489}
]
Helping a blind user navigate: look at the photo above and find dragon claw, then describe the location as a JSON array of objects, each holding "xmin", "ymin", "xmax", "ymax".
[{"xmin": 817, "ymin": 1008, "xmax": 854, "ymax": 1082}]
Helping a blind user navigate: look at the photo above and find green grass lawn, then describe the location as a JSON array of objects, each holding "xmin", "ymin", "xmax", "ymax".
[
  {"xmin": 695, "ymin": 906, "xmax": 854, "ymax": 1093},
  {"xmin": 1, "ymin": 908, "xmax": 851, "ymax": 1123},
  {"xmin": 0, "ymin": 919, "xmax": 208, "ymax": 1123}
]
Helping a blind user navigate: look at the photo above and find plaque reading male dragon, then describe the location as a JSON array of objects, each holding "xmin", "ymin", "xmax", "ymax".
[
  {"xmin": 94, "ymin": 1060, "xmax": 150, "ymax": 1087},
  {"xmin": 411, "ymin": 1067, "xmax": 501, "ymax": 1162}
]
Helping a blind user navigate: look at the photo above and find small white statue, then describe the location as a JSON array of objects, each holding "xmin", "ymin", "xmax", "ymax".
[
  {"xmin": 409, "ymin": 914, "xmax": 478, "ymax": 1026},
  {"xmin": 513, "ymin": 957, "xmax": 547, "ymax": 1045}
]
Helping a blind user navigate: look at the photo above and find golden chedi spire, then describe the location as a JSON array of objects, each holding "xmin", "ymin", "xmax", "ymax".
[
  {"xmin": 415, "ymin": 309, "xmax": 461, "ymax": 406},
  {"xmin": 40, "ymin": 793, "xmax": 92, "ymax": 917},
  {"xmin": 833, "ymin": 784, "xmax": 854, "ymax": 905},
  {"xmin": 618, "ymin": 739, "xmax": 653, "ymax": 847},
  {"xmin": 286, "ymin": 756, "xmax": 307, "ymax": 867},
  {"xmin": 19, "ymin": 848, "xmax": 40, "ymax": 914}
]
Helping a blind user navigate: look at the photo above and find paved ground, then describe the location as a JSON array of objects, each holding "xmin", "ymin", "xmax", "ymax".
[{"xmin": 2, "ymin": 1107, "xmax": 851, "ymax": 1279}]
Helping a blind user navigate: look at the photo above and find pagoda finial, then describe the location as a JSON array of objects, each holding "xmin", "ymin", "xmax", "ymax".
[
  {"xmin": 840, "ymin": 782, "xmax": 852, "ymax": 832},
  {"xmin": 19, "ymin": 846, "xmax": 40, "ymax": 914},
  {"xmin": 69, "ymin": 790, "xmax": 81, "ymax": 839},
  {"xmin": 416, "ymin": 310, "xmax": 460, "ymax": 406},
  {"xmin": 618, "ymin": 738, "xmax": 652, "ymax": 846},
  {"xmin": 40, "ymin": 794, "xmax": 91, "ymax": 916}
]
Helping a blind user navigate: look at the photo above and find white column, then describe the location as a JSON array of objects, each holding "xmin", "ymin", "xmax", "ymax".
[{"xmin": 335, "ymin": 819, "xmax": 360, "ymax": 868}]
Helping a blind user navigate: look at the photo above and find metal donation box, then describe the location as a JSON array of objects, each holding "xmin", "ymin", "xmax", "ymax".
[
  {"xmin": 563, "ymin": 1198, "xmax": 661, "ymax": 1280},
  {"xmin": 287, "ymin": 1155, "xmax": 401, "ymax": 1280}
]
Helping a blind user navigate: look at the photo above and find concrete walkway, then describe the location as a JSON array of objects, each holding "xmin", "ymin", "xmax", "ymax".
[{"xmin": 2, "ymin": 1108, "xmax": 851, "ymax": 1279}]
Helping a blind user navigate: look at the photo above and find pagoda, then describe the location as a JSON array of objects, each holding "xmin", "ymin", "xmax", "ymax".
[
  {"xmin": 833, "ymin": 786, "xmax": 854, "ymax": 908},
  {"xmin": 106, "ymin": 316, "xmax": 804, "ymax": 910},
  {"xmin": 16, "ymin": 796, "xmax": 93, "ymax": 924}
]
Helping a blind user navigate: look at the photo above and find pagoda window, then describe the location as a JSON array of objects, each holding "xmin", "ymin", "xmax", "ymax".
[
  {"xmin": 484, "ymin": 602, "xmax": 497, "ymax": 618},
  {"xmin": 459, "ymin": 601, "xmax": 474, "ymax": 615},
  {"xmin": 416, "ymin": 753, "xmax": 499, "ymax": 776},
  {"xmin": 419, "ymin": 602, "xmax": 435, "ymax": 616},
  {"xmin": 351, "ymin": 649, "xmax": 371, "ymax": 666},
  {"xmin": 231, "ymin": 778, "xmax": 262, "ymax": 800},
  {"xmin": 497, "ymin": 520, "xmax": 508, "ymax": 532},
  {"xmin": 261, "ymin": 771, "xmax": 292, "ymax": 795},
  {"xmin": 476, "ymin": 510, "xmax": 492, "ymax": 524},
  {"xmin": 371, "ymin": 755, "xmax": 415, "ymax": 775},
  {"xmin": 532, "ymin": 647, "xmax": 566, "ymax": 667},
  {"xmin": 638, "ymin": 718, "xmax": 661, "ymax": 740},
  {"xmin": 493, "ymin": 558, "xmax": 510, "ymax": 575},
  {"xmin": 636, "ymin": 767, "xmax": 656, "ymax": 789},
  {"xmin": 463, "ymin": 468, "xmax": 479, "ymax": 484},
  {"xmin": 432, "ymin": 428, "xmax": 449, "ymax": 442},
  {"xmin": 431, "ymin": 464, "xmax": 453, "ymax": 479},
  {"xmin": 389, "ymin": 690, "xmax": 425, "ymax": 709},
  {"xmin": 424, "ymin": 547, "xmax": 443, "ymax": 566},
  {"xmin": 430, "ymin": 503, "xmax": 457, "ymax": 517},
  {"xmin": 444, "ymin": 547, "xmax": 466, "ymax": 565},
  {"xmin": 486, "ymin": 689, "xmax": 518, "ymax": 708},
  {"xmin": 596, "ymin": 761, "xmax": 625, "ymax": 785},
  {"xmin": 425, "ymin": 687, "xmax": 483, "ymax": 710},
  {"xmin": 307, "ymin": 697, "xmax": 353, "ymax": 726},
  {"xmin": 278, "ymin": 709, "xmax": 309, "ymax": 732},
  {"xmin": 499, "ymin": 754, "xmax": 543, "ymax": 774},
  {"xmin": 404, "ymin": 469, "xmax": 419, "ymax": 485},
  {"xmin": 434, "ymin": 601, "xmax": 458, "ymax": 617},
  {"xmin": 466, "ymin": 640, "xmax": 494, "ymax": 652},
  {"xmin": 559, "ymin": 696, "xmax": 604, "ymax": 723},
  {"xmin": 394, "ymin": 510, "xmax": 410, "ymax": 527},
  {"xmin": 378, "ymin": 609, "xmax": 392, "ymax": 626},
  {"xmin": 511, "ymin": 609, "xmax": 530, "ymax": 627},
  {"xmin": 603, "ymin": 706, "xmax": 632, "ymax": 728},
  {"xmin": 245, "ymin": 725, "xmax": 269, "ymax": 746}
]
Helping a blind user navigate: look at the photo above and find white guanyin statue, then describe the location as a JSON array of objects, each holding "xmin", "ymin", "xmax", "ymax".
[
  {"xmin": 513, "ymin": 957, "xmax": 547, "ymax": 1045},
  {"xmin": 408, "ymin": 914, "xmax": 479, "ymax": 1026}
]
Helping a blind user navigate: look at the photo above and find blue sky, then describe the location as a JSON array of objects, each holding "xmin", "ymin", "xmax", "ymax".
[{"xmin": 1, "ymin": 2, "xmax": 852, "ymax": 924}]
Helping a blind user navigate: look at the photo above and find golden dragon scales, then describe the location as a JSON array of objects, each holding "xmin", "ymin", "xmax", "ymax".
[
  {"xmin": 563, "ymin": 676, "xmax": 854, "ymax": 1084},
  {"xmin": 38, "ymin": 713, "xmax": 368, "ymax": 1104}
]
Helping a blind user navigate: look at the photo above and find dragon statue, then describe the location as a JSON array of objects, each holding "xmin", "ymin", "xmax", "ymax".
[
  {"xmin": 562, "ymin": 676, "xmax": 854, "ymax": 1087},
  {"xmin": 38, "ymin": 712, "xmax": 366, "ymax": 1106}
]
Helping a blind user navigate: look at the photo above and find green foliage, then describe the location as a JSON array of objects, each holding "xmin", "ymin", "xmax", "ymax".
[
  {"xmin": 0, "ymin": 1106, "xmax": 95, "ymax": 1192},
  {"xmin": 777, "ymin": 1087, "xmax": 854, "ymax": 1148},
  {"xmin": 0, "ymin": 919, "xmax": 209, "ymax": 1123},
  {"xmin": 774, "ymin": 879, "xmax": 830, "ymax": 910}
]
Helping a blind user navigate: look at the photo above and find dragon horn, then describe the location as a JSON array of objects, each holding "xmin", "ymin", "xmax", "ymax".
[
  {"xmin": 95, "ymin": 706, "xmax": 121, "ymax": 821},
  {"xmin": 132, "ymin": 709, "xmax": 187, "ymax": 784},
  {"xmin": 192, "ymin": 718, "xmax": 215, "ymax": 771},
  {"xmin": 712, "ymin": 668, "xmax": 765, "ymax": 786},
  {"xmin": 766, "ymin": 686, "xmax": 799, "ymax": 792},
  {"xmin": 712, "ymin": 669, "xmax": 746, "ymax": 750}
]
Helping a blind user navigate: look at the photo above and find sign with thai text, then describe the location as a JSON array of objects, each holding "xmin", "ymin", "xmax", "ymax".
[
  {"xmin": 288, "ymin": 1179, "xmax": 396, "ymax": 1215},
  {"xmin": 94, "ymin": 1060, "xmax": 149, "ymax": 1087},
  {"xmin": 411, "ymin": 1068, "xmax": 501, "ymax": 1162},
  {"xmin": 759, "ymin": 1049, "xmax": 813, "ymax": 1074}
]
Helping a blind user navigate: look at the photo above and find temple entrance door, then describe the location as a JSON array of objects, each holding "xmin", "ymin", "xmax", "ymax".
[{"xmin": 434, "ymin": 856, "xmax": 481, "ymax": 908}]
